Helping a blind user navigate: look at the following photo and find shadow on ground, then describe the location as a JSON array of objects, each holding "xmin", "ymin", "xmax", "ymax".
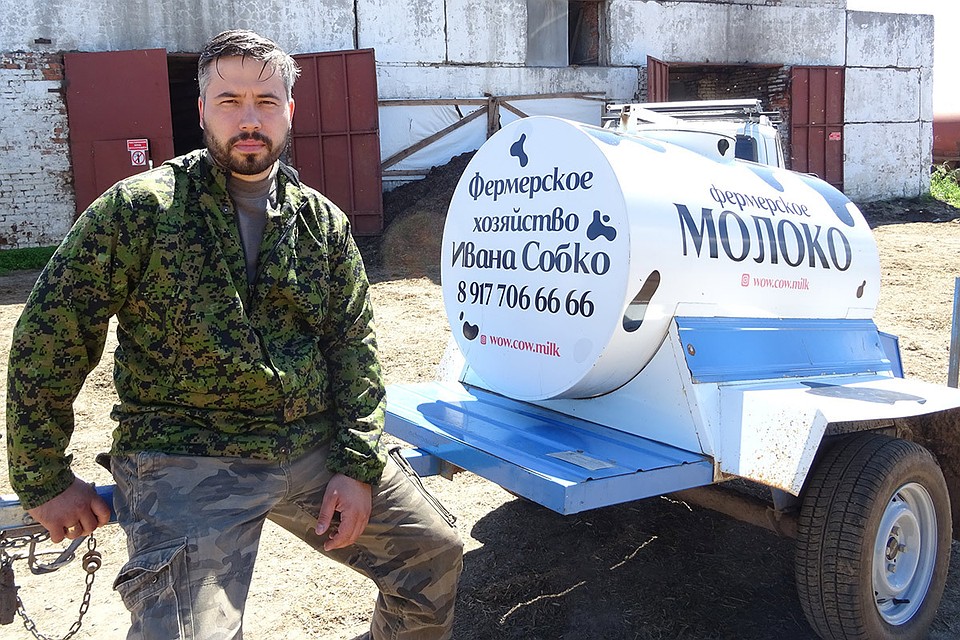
[
  {"xmin": 859, "ymin": 198, "xmax": 960, "ymax": 228},
  {"xmin": 453, "ymin": 495, "xmax": 960, "ymax": 640}
]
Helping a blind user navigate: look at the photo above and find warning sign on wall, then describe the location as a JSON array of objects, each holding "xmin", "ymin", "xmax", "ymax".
[{"xmin": 127, "ymin": 138, "xmax": 149, "ymax": 166}]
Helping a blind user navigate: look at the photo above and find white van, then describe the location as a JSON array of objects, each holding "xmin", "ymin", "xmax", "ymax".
[{"xmin": 604, "ymin": 99, "xmax": 785, "ymax": 168}]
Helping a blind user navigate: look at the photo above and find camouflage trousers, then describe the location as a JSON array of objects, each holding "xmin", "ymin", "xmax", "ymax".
[{"xmin": 109, "ymin": 444, "xmax": 463, "ymax": 640}]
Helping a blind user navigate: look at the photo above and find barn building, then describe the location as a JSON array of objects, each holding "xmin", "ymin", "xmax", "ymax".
[{"xmin": 0, "ymin": 0, "xmax": 932, "ymax": 246}]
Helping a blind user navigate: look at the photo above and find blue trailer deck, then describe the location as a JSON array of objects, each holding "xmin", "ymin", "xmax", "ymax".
[{"xmin": 385, "ymin": 381, "xmax": 715, "ymax": 515}]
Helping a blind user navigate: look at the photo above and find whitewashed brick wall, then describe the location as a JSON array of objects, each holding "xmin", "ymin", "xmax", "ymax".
[{"xmin": 0, "ymin": 52, "xmax": 74, "ymax": 248}]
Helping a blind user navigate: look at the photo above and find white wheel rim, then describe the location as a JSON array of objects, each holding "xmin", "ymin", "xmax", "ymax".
[{"xmin": 872, "ymin": 482, "xmax": 938, "ymax": 625}]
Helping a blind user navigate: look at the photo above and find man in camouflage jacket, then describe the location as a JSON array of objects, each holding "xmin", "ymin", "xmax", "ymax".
[{"xmin": 6, "ymin": 29, "xmax": 461, "ymax": 640}]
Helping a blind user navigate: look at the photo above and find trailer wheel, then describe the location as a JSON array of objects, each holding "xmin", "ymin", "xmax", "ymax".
[{"xmin": 795, "ymin": 433, "xmax": 951, "ymax": 640}]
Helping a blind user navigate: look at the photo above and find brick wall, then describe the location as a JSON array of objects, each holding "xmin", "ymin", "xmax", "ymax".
[
  {"xmin": 668, "ymin": 65, "xmax": 788, "ymax": 109},
  {"xmin": 0, "ymin": 51, "xmax": 74, "ymax": 248}
]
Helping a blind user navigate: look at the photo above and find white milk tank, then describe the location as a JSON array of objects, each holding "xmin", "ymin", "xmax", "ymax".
[{"xmin": 441, "ymin": 116, "xmax": 880, "ymax": 401}]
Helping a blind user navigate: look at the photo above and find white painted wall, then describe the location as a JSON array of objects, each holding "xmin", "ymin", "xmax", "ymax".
[
  {"xmin": 607, "ymin": 0, "xmax": 846, "ymax": 66},
  {"xmin": 446, "ymin": 0, "xmax": 526, "ymax": 64},
  {"xmin": 845, "ymin": 123, "xmax": 929, "ymax": 199},
  {"xmin": 843, "ymin": 10, "xmax": 934, "ymax": 201},
  {"xmin": 846, "ymin": 10, "xmax": 933, "ymax": 69},
  {"xmin": 0, "ymin": 0, "xmax": 357, "ymax": 54},
  {"xmin": 358, "ymin": 0, "xmax": 447, "ymax": 63},
  {"xmin": 845, "ymin": 68, "xmax": 921, "ymax": 123},
  {"xmin": 376, "ymin": 65, "xmax": 638, "ymax": 101},
  {"xmin": 0, "ymin": 53, "xmax": 74, "ymax": 248},
  {"xmin": 848, "ymin": 0, "xmax": 959, "ymax": 118},
  {"xmin": 681, "ymin": 0, "xmax": 845, "ymax": 6}
]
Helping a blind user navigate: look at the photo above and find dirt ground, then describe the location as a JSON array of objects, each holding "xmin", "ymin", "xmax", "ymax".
[{"xmin": 3, "ymin": 187, "xmax": 960, "ymax": 639}]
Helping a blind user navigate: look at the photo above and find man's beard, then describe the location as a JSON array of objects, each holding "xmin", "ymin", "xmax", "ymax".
[{"xmin": 204, "ymin": 128, "xmax": 288, "ymax": 176}]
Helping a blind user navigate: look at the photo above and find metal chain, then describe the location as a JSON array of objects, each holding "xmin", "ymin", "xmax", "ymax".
[
  {"xmin": 4, "ymin": 534, "xmax": 101, "ymax": 640},
  {"xmin": 0, "ymin": 530, "xmax": 50, "ymax": 552}
]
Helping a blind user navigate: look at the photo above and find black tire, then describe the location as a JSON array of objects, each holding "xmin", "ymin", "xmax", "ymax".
[{"xmin": 795, "ymin": 433, "xmax": 952, "ymax": 640}]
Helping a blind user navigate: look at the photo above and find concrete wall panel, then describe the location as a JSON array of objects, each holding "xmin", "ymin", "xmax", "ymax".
[
  {"xmin": 376, "ymin": 64, "xmax": 639, "ymax": 102},
  {"xmin": 0, "ymin": 0, "xmax": 356, "ymax": 54},
  {"xmin": 679, "ymin": 0, "xmax": 844, "ymax": 7},
  {"xmin": 357, "ymin": 0, "xmax": 446, "ymax": 63},
  {"xmin": 446, "ymin": 0, "xmax": 526, "ymax": 64},
  {"xmin": 844, "ymin": 122, "xmax": 926, "ymax": 201},
  {"xmin": 846, "ymin": 11, "xmax": 933, "ymax": 69},
  {"xmin": 607, "ymin": 1, "xmax": 844, "ymax": 66},
  {"xmin": 845, "ymin": 68, "xmax": 920, "ymax": 124},
  {"xmin": 921, "ymin": 65, "xmax": 934, "ymax": 123},
  {"xmin": 843, "ymin": 10, "xmax": 933, "ymax": 201}
]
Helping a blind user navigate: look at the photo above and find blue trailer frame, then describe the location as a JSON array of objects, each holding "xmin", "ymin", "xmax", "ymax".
[{"xmin": 386, "ymin": 380, "xmax": 714, "ymax": 515}]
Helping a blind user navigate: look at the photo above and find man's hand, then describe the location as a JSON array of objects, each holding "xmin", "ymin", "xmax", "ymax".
[
  {"xmin": 315, "ymin": 473, "xmax": 372, "ymax": 551},
  {"xmin": 26, "ymin": 478, "xmax": 112, "ymax": 543}
]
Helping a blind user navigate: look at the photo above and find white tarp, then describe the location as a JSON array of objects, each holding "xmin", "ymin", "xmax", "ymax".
[{"xmin": 379, "ymin": 97, "xmax": 604, "ymax": 186}]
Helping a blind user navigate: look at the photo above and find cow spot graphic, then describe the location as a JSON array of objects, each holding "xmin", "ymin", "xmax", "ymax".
[
  {"xmin": 460, "ymin": 311, "xmax": 480, "ymax": 340},
  {"xmin": 510, "ymin": 134, "xmax": 529, "ymax": 167},
  {"xmin": 586, "ymin": 210, "xmax": 617, "ymax": 241},
  {"xmin": 793, "ymin": 171, "xmax": 855, "ymax": 227}
]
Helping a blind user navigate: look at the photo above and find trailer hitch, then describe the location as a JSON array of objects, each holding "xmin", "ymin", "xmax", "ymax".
[
  {"xmin": 0, "ymin": 530, "xmax": 103, "ymax": 638},
  {"xmin": 0, "ymin": 486, "xmax": 112, "ymax": 638}
]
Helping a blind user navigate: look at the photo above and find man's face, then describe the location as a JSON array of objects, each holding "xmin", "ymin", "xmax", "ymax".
[{"xmin": 198, "ymin": 55, "xmax": 295, "ymax": 181}]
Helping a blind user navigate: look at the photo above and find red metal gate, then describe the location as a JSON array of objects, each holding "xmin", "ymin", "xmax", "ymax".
[
  {"xmin": 647, "ymin": 56, "xmax": 670, "ymax": 102},
  {"xmin": 291, "ymin": 50, "xmax": 383, "ymax": 235},
  {"xmin": 790, "ymin": 66, "xmax": 844, "ymax": 190},
  {"xmin": 64, "ymin": 49, "xmax": 176, "ymax": 216}
]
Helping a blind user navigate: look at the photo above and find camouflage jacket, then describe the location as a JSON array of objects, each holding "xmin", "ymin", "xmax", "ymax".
[{"xmin": 7, "ymin": 150, "xmax": 386, "ymax": 509}]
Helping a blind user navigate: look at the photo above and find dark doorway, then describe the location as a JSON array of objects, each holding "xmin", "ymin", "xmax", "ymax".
[
  {"xmin": 665, "ymin": 63, "xmax": 787, "ymax": 109},
  {"xmin": 569, "ymin": 1, "xmax": 602, "ymax": 65},
  {"xmin": 167, "ymin": 54, "xmax": 203, "ymax": 156}
]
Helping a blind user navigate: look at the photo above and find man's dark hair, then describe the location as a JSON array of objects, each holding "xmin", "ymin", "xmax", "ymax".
[{"xmin": 198, "ymin": 29, "xmax": 301, "ymax": 99}]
